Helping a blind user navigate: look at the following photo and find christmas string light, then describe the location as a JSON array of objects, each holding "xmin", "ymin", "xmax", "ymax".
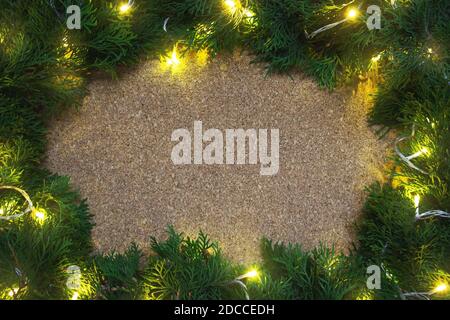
[
  {"xmin": 8, "ymin": 288, "xmax": 19, "ymax": 298},
  {"xmin": 119, "ymin": 0, "xmax": 134, "ymax": 14},
  {"xmin": 413, "ymin": 195, "xmax": 450, "ymax": 221},
  {"xmin": 223, "ymin": 0, "xmax": 254, "ymax": 18},
  {"xmin": 305, "ymin": 2, "xmax": 362, "ymax": 39},
  {"xmin": 0, "ymin": 186, "xmax": 46, "ymax": 222},
  {"xmin": 394, "ymin": 125, "xmax": 429, "ymax": 175},
  {"xmin": 166, "ymin": 46, "xmax": 181, "ymax": 66},
  {"xmin": 401, "ymin": 282, "xmax": 448, "ymax": 300},
  {"xmin": 228, "ymin": 269, "xmax": 259, "ymax": 300},
  {"xmin": 224, "ymin": 0, "xmax": 239, "ymax": 14},
  {"xmin": 71, "ymin": 291, "xmax": 79, "ymax": 300}
]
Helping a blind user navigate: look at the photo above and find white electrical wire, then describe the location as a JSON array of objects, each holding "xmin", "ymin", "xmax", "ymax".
[
  {"xmin": 0, "ymin": 186, "xmax": 35, "ymax": 221},
  {"xmin": 416, "ymin": 207, "xmax": 450, "ymax": 221},
  {"xmin": 228, "ymin": 271, "xmax": 258, "ymax": 300},
  {"xmin": 229, "ymin": 279, "xmax": 250, "ymax": 300},
  {"xmin": 305, "ymin": 2, "xmax": 362, "ymax": 39},
  {"xmin": 401, "ymin": 291, "xmax": 431, "ymax": 300},
  {"xmin": 163, "ymin": 17, "xmax": 170, "ymax": 32},
  {"xmin": 394, "ymin": 125, "xmax": 429, "ymax": 175}
]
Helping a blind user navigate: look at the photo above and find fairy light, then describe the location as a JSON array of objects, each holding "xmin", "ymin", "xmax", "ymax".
[
  {"xmin": 33, "ymin": 208, "xmax": 46, "ymax": 224},
  {"xmin": 414, "ymin": 195, "xmax": 420, "ymax": 208},
  {"xmin": 239, "ymin": 269, "xmax": 258, "ymax": 280},
  {"xmin": 71, "ymin": 291, "xmax": 79, "ymax": 300},
  {"xmin": 166, "ymin": 47, "xmax": 180, "ymax": 66},
  {"xmin": 413, "ymin": 194, "xmax": 450, "ymax": 221},
  {"xmin": 305, "ymin": 3, "xmax": 362, "ymax": 39},
  {"xmin": 229, "ymin": 269, "xmax": 260, "ymax": 300},
  {"xmin": 402, "ymin": 282, "xmax": 448, "ymax": 299},
  {"xmin": 371, "ymin": 54, "xmax": 381, "ymax": 62},
  {"xmin": 225, "ymin": 0, "xmax": 237, "ymax": 13},
  {"xmin": 243, "ymin": 9, "xmax": 255, "ymax": 18},
  {"xmin": 432, "ymin": 283, "xmax": 448, "ymax": 294},
  {"xmin": 8, "ymin": 288, "xmax": 18, "ymax": 297},
  {"xmin": 394, "ymin": 125, "xmax": 429, "ymax": 175},
  {"xmin": 119, "ymin": 0, "xmax": 134, "ymax": 14},
  {"xmin": 346, "ymin": 8, "xmax": 359, "ymax": 19},
  {"xmin": 120, "ymin": 4, "xmax": 130, "ymax": 13}
]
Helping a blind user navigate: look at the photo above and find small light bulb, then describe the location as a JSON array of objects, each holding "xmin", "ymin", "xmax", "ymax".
[
  {"xmin": 224, "ymin": 0, "xmax": 240, "ymax": 14},
  {"xmin": 119, "ymin": 3, "xmax": 131, "ymax": 13},
  {"xmin": 8, "ymin": 288, "xmax": 18, "ymax": 297},
  {"xmin": 432, "ymin": 283, "xmax": 448, "ymax": 294},
  {"xmin": 243, "ymin": 9, "xmax": 255, "ymax": 18},
  {"xmin": 32, "ymin": 208, "xmax": 46, "ymax": 223},
  {"xmin": 414, "ymin": 195, "xmax": 420, "ymax": 208},
  {"xmin": 371, "ymin": 54, "xmax": 381, "ymax": 62},
  {"xmin": 167, "ymin": 48, "xmax": 180, "ymax": 66},
  {"xmin": 427, "ymin": 48, "xmax": 433, "ymax": 54},
  {"xmin": 35, "ymin": 211, "xmax": 45, "ymax": 220},
  {"xmin": 225, "ymin": 0, "xmax": 236, "ymax": 9},
  {"xmin": 71, "ymin": 291, "xmax": 79, "ymax": 300},
  {"xmin": 244, "ymin": 269, "xmax": 258, "ymax": 279},
  {"xmin": 347, "ymin": 8, "xmax": 358, "ymax": 19}
]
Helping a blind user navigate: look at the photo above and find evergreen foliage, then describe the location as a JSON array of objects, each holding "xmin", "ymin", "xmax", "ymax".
[{"xmin": 0, "ymin": 0, "xmax": 449, "ymax": 300}]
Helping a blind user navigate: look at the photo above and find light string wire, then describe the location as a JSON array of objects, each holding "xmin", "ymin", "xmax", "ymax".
[
  {"xmin": 394, "ymin": 124, "xmax": 429, "ymax": 175},
  {"xmin": 0, "ymin": 186, "xmax": 35, "ymax": 221},
  {"xmin": 163, "ymin": 17, "xmax": 170, "ymax": 32},
  {"xmin": 401, "ymin": 285, "xmax": 447, "ymax": 300},
  {"xmin": 229, "ymin": 279, "xmax": 250, "ymax": 300},
  {"xmin": 305, "ymin": 1, "xmax": 361, "ymax": 39},
  {"xmin": 394, "ymin": 125, "xmax": 450, "ymax": 220},
  {"xmin": 415, "ymin": 198, "xmax": 450, "ymax": 221},
  {"xmin": 227, "ymin": 271, "xmax": 258, "ymax": 300}
]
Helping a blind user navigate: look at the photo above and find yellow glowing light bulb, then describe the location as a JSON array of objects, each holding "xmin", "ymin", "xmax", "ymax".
[
  {"xmin": 427, "ymin": 48, "xmax": 433, "ymax": 54},
  {"xmin": 224, "ymin": 0, "xmax": 241, "ymax": 14},
  {"xmin": 347, "ymin": 8, "xmax": 358, "ymax": 19},
  {"xmin": 420, "ymin": 147, "xmax": 429, "ymax": 155},
  {"xmin": 8, "ymin": 288, "xmax": 18, "ymax": 297},
  {"xmin": 432, "ymin": 283, "xmax": 448, "ymax": 294},
  {"xmin": 71, "ymin": 291, "xmax": 79, "ymax": 300},
  {"xmin": 371, "ymin": 54, "xmax": 381, "ymax": 62},
  {"xmin": 414, "ymin": 195, "xmax": 420, "ymax": 208},
  {"xmin": 243, "ymin": 9, "xmax": 255, "ymax": 18},
  {"xmin": 119, "ymin": 3, "xmax": 131, "ymax": 13},
  {"xmin": 32, "ymin": 208, "xmax": 46, "ymax": 223},
  {"xmin": 225, "ymin": 0, "xmax": 236, "ymax": 9},
  {"xmin": 35, "ymin": 211, "xmax": 45, "ymax": 220},
  {"xmin": 167, "ymin": 48, "xmax": 180, "ymax": 66},
  {"xmin": 244, "ymin": 269, "xmax": 258, "ymax": 279}
]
